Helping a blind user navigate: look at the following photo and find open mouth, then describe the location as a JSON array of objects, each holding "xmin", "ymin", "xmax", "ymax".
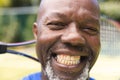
[
  {"xmin": 52, "ymin": 53, "xmax": 88, "ymax": 66},
  {"xmin": 49, "ymin": 52, "xmax": 89, "ymax": 79}
]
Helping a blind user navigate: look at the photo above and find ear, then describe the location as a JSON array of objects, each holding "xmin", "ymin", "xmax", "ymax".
[{"xmin": 33, "ymin": 22, "xmax": 38, "ymax": 40}]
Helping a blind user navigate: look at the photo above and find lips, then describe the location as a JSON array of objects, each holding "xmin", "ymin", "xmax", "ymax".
[
  {"xmin": 51, "ymin": 48, "xmax": 89, "ymax": 66},
  {"xmin": 51, "ymin": 49, "xmax": 89, "ymax": 68},
  {"xmin": 57, "ymin": 54, "xmax": 80, "ymax": 66}
]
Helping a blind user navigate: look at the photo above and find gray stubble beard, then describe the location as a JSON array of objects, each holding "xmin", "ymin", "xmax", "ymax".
[{"xmin": 44, "ymin": 61, "xmax": 90, "ymax": 80}]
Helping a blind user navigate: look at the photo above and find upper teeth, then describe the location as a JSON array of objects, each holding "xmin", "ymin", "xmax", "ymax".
[{"xmin": 57, "ymin": 54, "xmax": 80, "ymax": 65}]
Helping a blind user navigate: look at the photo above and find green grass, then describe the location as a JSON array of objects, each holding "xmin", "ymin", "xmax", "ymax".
[{"xmin": 0, "ymin": 46, "xmax": 120, "ymax": 80}]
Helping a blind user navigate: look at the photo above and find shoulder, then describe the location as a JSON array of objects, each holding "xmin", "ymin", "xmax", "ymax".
[
  {"xmin": 22, "ymin": 72, "xmax": 95, "ymax": 80},
  {"xmin": 22, "ymin": 72, "xmax": 41, "ymax": 80},
  {"xmin": 90, "ymin": 77, "xmax": 95, "ymax": 80}
]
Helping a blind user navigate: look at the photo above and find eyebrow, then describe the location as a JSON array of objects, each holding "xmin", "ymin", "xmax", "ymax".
[
  {"xmin": 86, "ymin": 17, "xmax": 99, "ymax": 25},
  {"xmin": 85, "ymin": 19, "xmax": 100, "ymax": 30},
  {"xmin": 48, "ymin": 12, "xmax": 67, "ymax": 18},
  {"xmin": 43, "ymin": 12, "xmax": 69, "ymax": 22},
  {"xmin": 44, "ymin": 11, "xmax": 100, "ymax": 26}
]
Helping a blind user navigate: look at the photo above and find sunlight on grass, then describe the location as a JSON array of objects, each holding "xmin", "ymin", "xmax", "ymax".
[
  {"xmin": 0, "ymin": 47, "xmax": 41, "ymax": 80},
  {"xmin": 90, "ymin": 55, "xmax": 120, "ymax": 80}
]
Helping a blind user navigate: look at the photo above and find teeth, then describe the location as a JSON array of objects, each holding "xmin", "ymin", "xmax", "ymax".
[{"xmin": 57, "ymin": 54, "xmax": 80, "ymax": 65}]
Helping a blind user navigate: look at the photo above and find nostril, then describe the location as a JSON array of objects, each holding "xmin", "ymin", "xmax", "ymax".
[
  {"xmin": 63, "ymin": 43, "xmax": 85, "ymax": 52},
  {"xmin": 61, "ymin": 34, "xmax": 85, "ymax": 46}
]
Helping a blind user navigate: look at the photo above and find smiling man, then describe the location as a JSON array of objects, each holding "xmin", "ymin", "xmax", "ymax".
[{"xmin": 23, "ymin": 0, "xmax": 100, "ymax": 80}]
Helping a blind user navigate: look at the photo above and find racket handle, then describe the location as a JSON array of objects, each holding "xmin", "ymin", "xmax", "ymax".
[{"xmin": 0, "ymin": 43, "xmax": 7, "ymax": 54}]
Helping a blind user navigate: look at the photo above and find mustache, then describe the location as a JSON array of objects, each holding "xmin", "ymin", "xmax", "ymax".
[
  {"xmin": 46, "ymin": 40, "xmax": 94, "ymax": 62},
  {"xmin": 51, "ymin": 42, "xmax": 90, "ymax": 54},
  {"xmin": 50, "ymin": 42, "xmax": 94, "ymax": 66}
]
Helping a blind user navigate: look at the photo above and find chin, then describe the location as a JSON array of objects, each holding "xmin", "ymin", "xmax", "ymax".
[{"xmin": 44, "ymin": 60, "xmax": 90, "ymax": 80}]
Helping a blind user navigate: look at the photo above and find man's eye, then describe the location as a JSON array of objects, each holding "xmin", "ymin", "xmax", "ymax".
[
  {"xmin": 82, "ymin": 27, "xmax": 99, "ymax": 35},
  {"xmin": 47, "ymin": 22, "xmax": 66, "ymax": 30}
]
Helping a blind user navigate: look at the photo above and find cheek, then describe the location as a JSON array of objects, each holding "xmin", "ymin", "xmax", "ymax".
[
  {"xmin": 36, "ymin": 29, "xmax": 63, "ymax": 65},
  {"xmin": 86, "ymin": 35, "xmax": 100, "ymax": 68},
  {"xmin": 89, "ymin": 36, "xmax": 100, "ymax": 56},
  {"xmin": 88, "ymin": 36, "xmax": 100, "ymax": 65},
  {"xmin": 37, "ymin": 30, "xmax": 63, "ymax": 46}
]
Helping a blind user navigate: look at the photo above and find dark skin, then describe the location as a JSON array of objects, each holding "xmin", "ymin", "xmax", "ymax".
[{"xmin": 33, "ymin": 0, "xmax": 100, "ymax": 80}]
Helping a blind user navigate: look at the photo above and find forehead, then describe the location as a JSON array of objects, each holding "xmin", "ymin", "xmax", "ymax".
[
  {"xmin": 38, "ymin": 0, "xmax": 99, "ymax": 22},
  {"xmin": 41, "ymin": 0, "xmax": 99, "ymax": 14}
]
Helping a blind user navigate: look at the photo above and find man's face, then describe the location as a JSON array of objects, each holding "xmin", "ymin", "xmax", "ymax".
[{"xmin": 34, "ymin": 0, "xmax": 100, "ymax": 80}]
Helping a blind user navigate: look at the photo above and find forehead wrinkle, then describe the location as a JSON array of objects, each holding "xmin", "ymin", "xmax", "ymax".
[
  {"xmin": 46, "ymin": 12, "xmax": 67, "ymax": 20},
  {"xmin": 43, "ymin": 11, "xmax": 71, "ymax": 24}
]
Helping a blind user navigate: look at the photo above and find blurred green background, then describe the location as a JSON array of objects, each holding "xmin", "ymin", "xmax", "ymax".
[
  {"xmin": 0, "ymin": 0, "xmax": 120, "ymax": 80},
  {"xmin": 0, "ymin": 0, "xmax": 40, "ymax": 42},
  {"xmin": 0, "ymin": 0, "xmax": 120, "ymax": 42}
]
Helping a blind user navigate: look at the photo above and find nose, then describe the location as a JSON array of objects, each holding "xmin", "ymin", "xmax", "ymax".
[{"xmin": 61, "ymin": 22, "xmax": 85, "ymax": 46}]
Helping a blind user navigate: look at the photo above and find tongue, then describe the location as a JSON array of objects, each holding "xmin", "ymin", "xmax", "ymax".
[{"xmin": 57, "ymin": 54, "xmax": 80, "ymax": 66}]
